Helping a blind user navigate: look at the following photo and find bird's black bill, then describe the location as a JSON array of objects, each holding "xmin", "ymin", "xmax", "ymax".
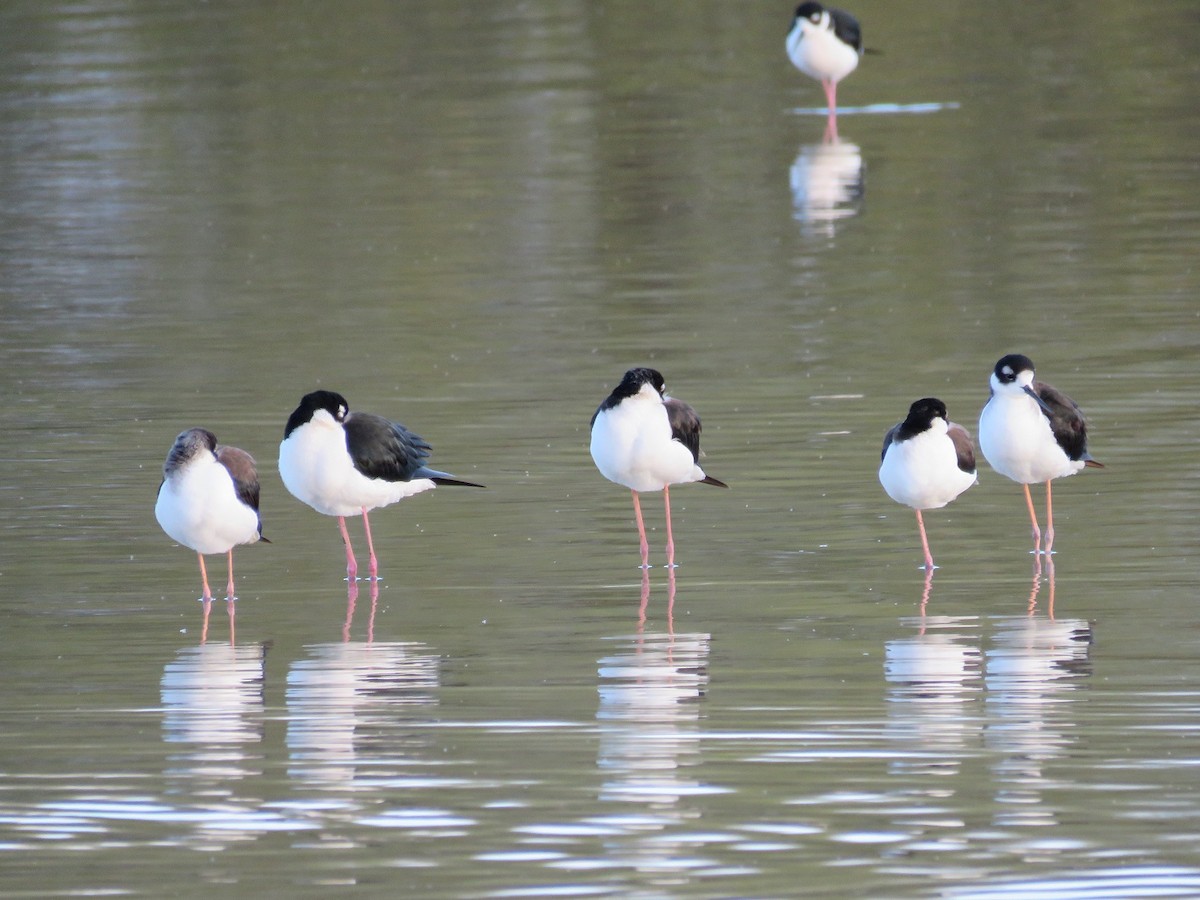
[{"xmin": 1022, "ymin": 385, "xmax": 1054, "ymax": 415}]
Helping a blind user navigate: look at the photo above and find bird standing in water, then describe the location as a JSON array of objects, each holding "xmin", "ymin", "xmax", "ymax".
[
  {"xmin": 879, "ymin": 398, "xmax": 978, "ymax": 571},
  {"xmin": 787, "ymin": 2, "xmax": 864, "ymax": 139},
  {"xmin": 590, "ymin": 368, "xmax": 727, "ymax": 569},
  {"xmin": 155, "ymin": 427, "xmax": 268, "ymax": 603},
  {"xmin": 978, "ymin": 354, "xmax": 1103, "ymax": 555},
  {"xmin": 279, "ymin": 390, "xmax": 483, "ymax": 581}
]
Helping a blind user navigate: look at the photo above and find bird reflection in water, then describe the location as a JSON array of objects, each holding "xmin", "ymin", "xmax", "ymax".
[
  {"xmin": 884, "ymin": 570, "xmax": 984, "ymax": 780},
  {"xmin": 343, "ymin": 576, "xmax": 381, "ymax": 643},
  {"xmin": 160, "ymin": 641, "xmax": 268, "ymax": 783},
  {"xmin": 286, "ymin": 632, "xmax": 439, "ymax": 786},
  {"xmin": 597, "ymin": 581, "xmax": 713, "ymax": 812},
  {"xmin": 1028, "ymin": 553, "xmax": 1056, "ymax": 616},
  {"xmin": 636, "ymin": 566, "xmax": 679, "ymax": 632},
  {"xmin": 198, "ymin": 597, "xmax": 237, "ymax": 646},
  {"xmin": 790, "ymin": 139, "xmax": 863, "ymax": 237},
  {"xmin": 985, "ymin": 596, "xmax": 1093, "ymax": 827}
]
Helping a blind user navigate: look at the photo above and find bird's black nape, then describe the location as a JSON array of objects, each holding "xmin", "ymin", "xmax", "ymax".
[
  {"xmin": 615, "ymin": 367, "xmax": 665, "ymax": 399},
  {"xmin": 882, "ymin": 397, "xmax": 948, "ymax": 453},
  {"xmin": 903, "ymin": 397, "xmax": 948, "ymax": 431},
  {"xmin": 284, "ymin": 389, "xmax": 350, "ymax": 438}
]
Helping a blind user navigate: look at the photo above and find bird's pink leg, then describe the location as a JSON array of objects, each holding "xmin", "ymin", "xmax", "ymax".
[
  {"xmin": 663, "ymin": 485, "xmax": 678, "ymax": 569},
  {"xmin": 823, "ymin": 79, "xmax": 839, "ymax": 141},
  {"xmin": 226, "ymin": 599, "xmax": 236, "ymax": 646},
  {"xmin": 1043, "ymin": 480, "xmax": 1055, "ymax": 555},
  {"xmin": 200, "ymin": 597, "xmax": 212, "ymax": 645},
  {"xmin": 225, "ymin": 549, "xmax": 237, "ymax": 600},
  {"xmin": 1022, "ymin": 483, "xmax": 1042, "ymax": 553},
  {"xmin": 337, "ymin": 516, "xmax": 358, "ymax": 580},
  {"xmin": 631, "ymin": 490, "xmax": 650, "ymax": 569},
  {"xmin": 360, "ymin": 508, "xmax": 379, "ymax": 580},
  {"xmin": 915, "ymin": 509, "xmax": 935, "ymax": 571},
  {"xmin": 196, "ymin": 553, "xmax": 214, "ymax": 601}
]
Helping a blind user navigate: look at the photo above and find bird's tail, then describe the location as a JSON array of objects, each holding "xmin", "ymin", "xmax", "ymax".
[
  {"xmin": 433, "ymin": 476, "xmax": 487, "ymax": 488},
  {"xmin": 413, "ymin": 464, "xmax": 486, "ymax": 488}
]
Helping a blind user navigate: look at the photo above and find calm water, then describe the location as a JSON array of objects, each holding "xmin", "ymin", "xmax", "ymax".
[{"xmin": 2, "ymin": 1, "xmax": 1199, "ymax": 896}]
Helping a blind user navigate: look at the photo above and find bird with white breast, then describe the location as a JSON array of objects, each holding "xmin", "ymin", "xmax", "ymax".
[
  {"xmin": 879, "ymin": 397, "xmax": 978, "ymax": 571},
  {"xmin": 787, "ymin": 2, "xmax": 864, "ymax": 137},
  {"xmin": 279, "ymin": 390, "xmax": 484, "ymax": 581},
  {"xmin": 978, "ymin": 354, "xmax": 1102, "ymax": 555},
  {"xmin": 155, "ymin": 427, "xmax": 268, "ymax": 602},
  {"xmin": 590, "ymin": 367, "xmax": 727, "ymax": 570}
]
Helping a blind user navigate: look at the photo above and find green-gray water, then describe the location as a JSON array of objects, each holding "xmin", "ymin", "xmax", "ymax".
[{"xmin": 2, "ymin": 1, "xmax": 1198, "ymax": 896}]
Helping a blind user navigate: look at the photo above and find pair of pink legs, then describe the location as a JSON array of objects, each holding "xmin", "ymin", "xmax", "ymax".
[
  {"xmin": 337, "ymin": 508, "xmax": 380, "ymax": 581},
  {"xmin": 1023, "ymin": 481, "xmax": 1057, "ymax": 555},
  {"xmin": 196, "ymin": 550, "xmax": 238, "ymax": 601},
  {"xmin": 630, "ymin": 487, "xmax": 678, "ymax": 570},
  {"xmin": 196, "ymin": 552, "xmax": 237, "ymax": 644}
]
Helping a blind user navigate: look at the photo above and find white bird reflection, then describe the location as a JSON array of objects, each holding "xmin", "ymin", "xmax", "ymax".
[
  {"xmin": 985, "ymin": 564, "xmax": 1093, "ymax": 828},
  {"xmin": 597, "ymin": 578, "xmax": 711, "ymax": 807},
  {"xmin": 160, "ymin": 642, "xmax": 267, "ymax": 781},
  {"xmin": 885, "ymin": 611, "xmax": 983, "ymax": 779},
  {"xmin": 286, "ymin": 638, "xmax": 439, "ymax": 787},
  {"xmin": 790, "ymin": 139, "xmax": 864, "ymax": 236}
]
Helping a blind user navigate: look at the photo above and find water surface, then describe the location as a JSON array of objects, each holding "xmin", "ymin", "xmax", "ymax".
[{"xmin": 2, "ymin": 1, "xmax": 1199, "ymax": 896}]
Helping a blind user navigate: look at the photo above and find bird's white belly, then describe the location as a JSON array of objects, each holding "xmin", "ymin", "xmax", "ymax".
[
  {"xmin": 879, "ymin": 432, "xmax": 976, "ymax": 510},
  {"xmin": 979, "ymin": 399, "xmax": 1080, "ymax": 484},
  {"xmin": 787, "ymin": 29, "xmax": 860, "ymax": 83},
  {"xmin": 590, "ymin": 407, "xmax": 701, "ymax": 493},
  {"xmin": 155, "ymin": 463, "xmax": 259, "ymax": 555},
  {"xmin": 279, "ymin": 428, "xmax": 434, "ymax": 517}
]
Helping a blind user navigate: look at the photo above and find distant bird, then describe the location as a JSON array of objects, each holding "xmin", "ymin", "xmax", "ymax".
[
  {"xmin": 590, "ymin": 368, "xmax": 728, "ymax": 569},
  {"xmin": 279, "ymin": 390, "xmax": 483, "ymax": 580},
  {"xmin": 978, "ymin": 354, "xmax": 1103, "ymax": 555},
  {"xmin": 155, "ymin": 428, "xmax": 267, "ymax": 601},
  {"xmin": 787, "ymin": 2, "xmax": 863, "ymax": 135},
  {"xmin": 879, "ymin": 398, "xmax": 978, "ymax": 571}
]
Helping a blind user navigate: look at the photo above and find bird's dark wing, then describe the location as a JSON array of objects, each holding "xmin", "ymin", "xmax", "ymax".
[
  {"xmin": 1032, "ymin": 380, "xmax": 1096, "ymax": 464},
  {"xmin": 216, "ymin": 445, "xmax": 269, "ymax": 540},
  {"xmin": 665, "ymin": 397, "xmax": 702, "ymax": 463},
  {"xmin": 947, "ymin": 421, "xmax": 977, "ymax": 475},
  {"xmin": 344, "ymin": 411, "xmax": 434, "ymax": 482},
  {"xmin": 829, "ymin": 7, "xmax": 862, "ymax": 52},
  {"xmin": 216, "ymin": 446, "xmax": 261, "ymax": 511},
  {"xmin": 344, "ymin": 412, "xmax": 487, "ymax": 487},
  {"xmin": 666, "ymin": 397, "xmax": 728, "ymax": 487},
  {"xmin": 880, "ymin": 421, "xmax": 901, "ymax": 462}
]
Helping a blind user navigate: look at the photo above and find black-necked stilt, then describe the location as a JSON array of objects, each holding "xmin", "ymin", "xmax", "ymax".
[
  {"xmin": 155, "ymin": 428, "xmax": 267, "ymax": 602},
  {"xmin": 978, "ymin": 354, "xmax": 1103, "ymax": 555},
  {"xmin": 279, "ymin": 390, "xmax": 484, "ymax": 580},
  {"xmin": 787, "ymin": 2, "xmax": 863, "ymax": 135},
  {"xmin": 589, "ymin": 368, "xmax": 728, "ymax": 569},
  {"xmin": 879, "ymin": 398, "xmax": 978, "ymax": 571}
]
